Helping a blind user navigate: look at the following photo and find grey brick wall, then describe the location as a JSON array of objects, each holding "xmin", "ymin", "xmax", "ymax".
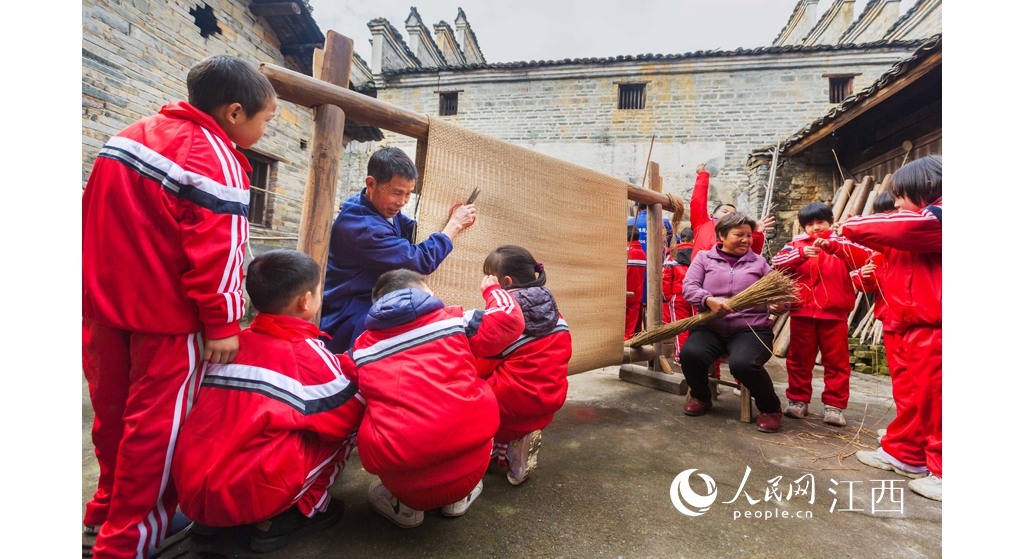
[
  {"xmin": 81, "ymin": 0, "xmax": 338, "ymax": 241},
  {"xmin": 364, "ymin": 48, "xmax": 916, "ymax": 218}
]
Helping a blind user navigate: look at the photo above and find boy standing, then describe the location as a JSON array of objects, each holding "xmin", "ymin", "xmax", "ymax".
[
  {"xmin": 771, "ymin": 202, "xmax": 873, "ymax": 427},
  {"xmin": 350, "ymin": 270, "xmax": 524, "ymax": 527},
  {"xmin": 82, "ymin": 56, "xmax": 277, "ymax": 558},
  {"xmin": 172, "ymin": 250, "xmax": 365, "ymax": 553}
]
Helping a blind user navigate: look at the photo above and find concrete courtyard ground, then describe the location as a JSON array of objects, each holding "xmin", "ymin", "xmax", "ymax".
[{"xmin": 82, "ymin": 359, "xmax": 941, "ymax": 558}]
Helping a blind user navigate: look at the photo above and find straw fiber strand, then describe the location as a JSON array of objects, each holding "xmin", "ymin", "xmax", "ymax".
[{"xmin": 416, "ymin": 117, "xmax": 627, "ymax": 374}]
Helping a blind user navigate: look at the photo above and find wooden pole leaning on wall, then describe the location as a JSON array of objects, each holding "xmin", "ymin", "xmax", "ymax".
[
  {"xmin": 295, "ymin": 31, "xmax": 353, "ymax": 324},
  {"xmin": 645, "ymin": 162, "xmax": 669, "ymax": 374},
  {"xmin": 258, "ymin": 61, "xmax": 678, "ymax": 210}
]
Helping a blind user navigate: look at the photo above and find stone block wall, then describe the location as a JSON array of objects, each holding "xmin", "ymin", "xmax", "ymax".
[
  {"xmin": 747, "ymin": 156, "xmax": 837, "ymax": 255},
  {"xmin": 364, "ymin": 48, "xmax": 915, "ymax": 218},
  {"xmin": 81, "ymin": 0, "xmax": 342, "ymax": 240}
]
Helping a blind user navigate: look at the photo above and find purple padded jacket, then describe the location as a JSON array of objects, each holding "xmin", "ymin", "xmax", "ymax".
[{"xmin": 682, "ymin": 244, "xmax": 773, "ymax": 338}]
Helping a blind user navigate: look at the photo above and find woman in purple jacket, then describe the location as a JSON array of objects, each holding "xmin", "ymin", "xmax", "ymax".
[{"xmin": 679, "ymin": 213, "xmax": 784, "ymax": 433}]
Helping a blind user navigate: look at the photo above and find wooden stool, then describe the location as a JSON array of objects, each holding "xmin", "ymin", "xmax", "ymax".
[{"xmin": 707, "ymin": 361, "xmax": 754, "ymax": 423}]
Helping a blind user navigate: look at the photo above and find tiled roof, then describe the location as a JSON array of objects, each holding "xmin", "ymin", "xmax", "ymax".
[
  {"xmin": 251, "ymin": 0, "xmax": 324, "ymax": 75},
  {"xmin": 455, "ymin": 7, "xmax": 486, "ymax": 64},
  {"xmin": 838, "ymin": 0, "xmax": 885, "ymax": 44},
  {"xmin": 766, "ymin": 34, "xmax": 941, "ymax": 156},
  {"xmin": 772, "ymin": 0, "xmax": 809, "ymax": 46},
  {"xmin": 885, "ymin": 0, "xmax": 929, "ymax": 38},
  {"xmin": 368, "ymin": 17, "xmax": 421, "ymax": 66},
  {"xmin": 381, "ymin": 39, "xmax": 926, "ymax": 77},
  {"xmin": 801, "ymin": 0, "xmax": 849, "ymax": 44}
]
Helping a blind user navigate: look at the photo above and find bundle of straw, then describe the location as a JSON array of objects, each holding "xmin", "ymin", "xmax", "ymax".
[{"xmin": 626, "ymin": 270, "xmax": 799, "ymax": 348}]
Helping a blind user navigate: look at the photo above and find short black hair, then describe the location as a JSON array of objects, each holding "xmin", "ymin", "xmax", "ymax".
[
  {"xmin": 872, "ymin": 190, "xmax": 896, "ymax": 214},
  {"xmin": 798, "ymin": 202, "xmax": 834, "ymax": 228},
  {"xmin": 483, "ymin": 245, "xmax": 546, "ymax": 289},
  {"xmin": 712, "ymin": 203, "xmax": 737, "ymax": 214},
  {"xmin": 627, "ymin": 225, "xmax": 641, "ymax": 242},
  {"xmin": 677, "ymin": 227, "xmax": 694, "ymax": 243},
  {"xmin": 715, "ymin": 212, "xmax": 757, "ymax": 240},
  {"xmin": 246, "ymin": 250, "xmax": 320, "ymax": 314},
  {"xmin": 372, "ymin": 269, "xmax": 428, "ymax": 303},
  {"xmin": 368, "ymin": 147, "xmax": 418, "ymax": 185},
  {"xmin": 187, "ymin": 55, "xmax": 276, "ymax": 118},
  {"xmin": 889, "ymin": 155, "xmax": 942, "ymax": 207}
]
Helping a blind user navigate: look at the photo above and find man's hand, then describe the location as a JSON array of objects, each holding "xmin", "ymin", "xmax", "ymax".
[
  {"xmin": 756, "ymin": 215, "xmax": 776, "ymax": 234},
  {"xmin": 481, "ymin": 275, "xmax": 499, "ymax": 291},
  {"xmin": 696, "ymin": 163, "xmax": 707, "ymax": 175},
  {"xmin": 443, "ymin": 203, "xmax": 477, "ymax": 238},
  {"xmin": 204, "ymin": 334, "xmax": 239, "ymax": 364},
  {"xmin": 705, "ymin": 296, "xmax": 734, "ymax": 316}
]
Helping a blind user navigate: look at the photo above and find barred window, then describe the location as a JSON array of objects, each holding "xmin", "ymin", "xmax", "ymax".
[
  {"xmin": 241, "ymin": 151, "xmax": 272, "ymax": 227},
  {"xmin": 439, "ymin": 92, "xmax": 459, "ymax": 116},
  {"xmin": 618, "ymin": 83, "xmax": 646, "ymax": 110},
  {"xmin": 829, "ymin": 76, "xmax": 854, "ymax": 104}
]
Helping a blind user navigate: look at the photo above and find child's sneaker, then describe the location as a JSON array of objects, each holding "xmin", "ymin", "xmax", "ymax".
[
  {"xmin": 507, "ymin": 430, "xmax": 542, "ymax": 486},
  {"xmin": 441, "ymin": 479, "xmax": 484, "ymax": 517},
  {"xmin": 368, "ymin": 479, "xmax": 423, "ymax": 528},
  {"xmin": 823, "ymin": 406, "xmax": 846, "ymax": 427},
  {"xmin": 250, "ymin": 500, "xmax": 344, "ymax": 553},
  {"xmin": 855, "ymin": 449, "xmax": 928, "ymax": 478},
  {"xmin": 908, "ymin": 474, "xmax": 942, "ymax": 501},
  {"xmin": 783, "ymin": 400, "xmax": 808, "ymax": 419},
  {"xmin": 83, "ymin": 525, "xmax": 100, "ymax": 557}
]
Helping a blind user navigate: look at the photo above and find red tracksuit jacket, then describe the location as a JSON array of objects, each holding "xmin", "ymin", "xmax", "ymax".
[
  {"xmin": 771, "ymin": 231, "xmax": 874, "ymax": 322},
  {"xmin": 171, "ymin": 313, "xmax": 365, "ymax": 525},
  {"xmin": 476, "ymin": 287, "xmax": 572, "ymax": 441},
  {"xmin": 349, "ymin": 285, "xmax": 524, "ymax": 510},
  {"xmin": 689, "ymin": 171, "xmax": 765, "ymax": 255},
  {"xmin": 83, "ymin": 101, "xmax": 251, "ymax": 339},
  {"xmin": 851, "ymin": 252, "xmax": 897, "ymax": 332},
  {"xmin": 662, "ymin": 243, "xmax": 691, "ymax": 298},
  {"xmin": 627, "ymin": 241, "xmax": 646, "ymax": 304},
  {"xmin": 841, "ymin": 199, "xmax": 942, "ymax": 329}
]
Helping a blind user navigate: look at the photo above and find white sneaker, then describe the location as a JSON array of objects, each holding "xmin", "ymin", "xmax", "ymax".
[
  {"xmin": 368, "ymin": 479, "xmax": 423, "ymax": 528},
  {"xmin": 441, "ymin": 479, "xmax": 484, "ymax": 517},
  {"xmin": 908, "ymin": 474, "xmax": 942, "ymax": 501},
  {"xmin": 507, "ymin": 430, "xmax": 542, "ymax": 486},
  {"xmin": 855, "ymin": 449, "xmax": 927, "ymax": 479}
]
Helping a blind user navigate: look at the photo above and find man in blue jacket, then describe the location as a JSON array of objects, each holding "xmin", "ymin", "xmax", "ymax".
[{"xmin": 321, "ymin": 147, "xmax": 477, "ymax": 351}]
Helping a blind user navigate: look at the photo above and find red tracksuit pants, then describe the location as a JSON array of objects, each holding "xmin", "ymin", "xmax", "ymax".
[
  {"xmin": 785, "ymin": 316, "xmax": 851, "ymax": 408},
  {"xmin": 663, "ymin": 294, "xmax": 693, "ymax": 358},
  {"xmin": 180, "ymin": 434, "xmax": 356, "ymax": 526},
  {"xmin": 83, "ymin": 319, "xmax": 206, "ymax": 559},
  {"xmin": 881, "ymin": 327, "xmax": 942, "ymax": 477},
  {"xmin": 625, "ymin": 301, "xmax": 643, "ymax": 340}
]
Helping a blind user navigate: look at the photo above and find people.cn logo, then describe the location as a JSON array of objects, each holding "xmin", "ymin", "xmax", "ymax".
[{"xmin": 670, "ymin": 469, "xmax": 718, "ymax": 517}]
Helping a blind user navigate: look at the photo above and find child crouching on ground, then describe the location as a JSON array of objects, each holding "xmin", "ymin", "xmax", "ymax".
[
  {"xmin": 843, "ymin": 156, "xmax": 943, "ymax": 501},
  {"xmin": 350, "ymin": 269, "xmax": 524, "ymax": 527},
  {"xmin": 171, "ymin": 250, "xmax": 365, "ymax": 553},
  {"xmin": 771, "ymin": 202, "xmax": 873, "ymax": 427},
  {"xmin": 477, "ymin": 246, "xmax": 573, "ymax": 485}
]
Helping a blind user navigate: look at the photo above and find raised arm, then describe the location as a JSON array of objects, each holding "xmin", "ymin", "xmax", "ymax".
[
  {"xmin": 841, "ymin": 206, "xmax": 942, "ymax": 253},
  {"xmin": 464, "ymin": 281, "xmax": 525, "ymax": 358},
  {"xmin": 689, "ymin": 166, "xmax": 711, "ymax": 230}
]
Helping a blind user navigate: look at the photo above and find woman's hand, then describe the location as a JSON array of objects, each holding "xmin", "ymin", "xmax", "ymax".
[{"xmin": 706, "ymin": 296, "xmax": 734, "ymax": 316}]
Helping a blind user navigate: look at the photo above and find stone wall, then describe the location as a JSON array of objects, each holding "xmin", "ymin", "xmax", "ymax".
[
  {"xmin": 747, "ymin": 156, "xmax": 837, "ymax": 255},
  {"xmin": 364, "ymin": 47, "xmax": 916, "ymax": 218},
  {"xmin": 81, "ymin": 0, "xmax": 337, "ymax": 240}
]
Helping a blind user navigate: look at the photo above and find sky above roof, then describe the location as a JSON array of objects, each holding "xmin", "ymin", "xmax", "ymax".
[{"xmin": 307, "ymin": 0, "xmax": 911, "ymax": 63}]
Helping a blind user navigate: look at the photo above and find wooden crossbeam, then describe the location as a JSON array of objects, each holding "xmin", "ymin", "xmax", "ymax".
[{"xmin": 249, "ymin": 2, "xmax": 302, "ymax": 17}]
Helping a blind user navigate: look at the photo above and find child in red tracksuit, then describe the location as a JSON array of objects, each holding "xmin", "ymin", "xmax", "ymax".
[
  {"xmin": 626, "ymin": 226, "xmax": 646, "ymax": 340},
  {"xmin": 172, "ymin": 250, "xmax": 365, "ymax": 553},
  {"xmin": 663, "ymin": 227, "xmax": 695, "ymax": 360},
  {"xmin": 81, "ymin": 56, "xmax": 278, "ymax": 559},
  {"xmin": 771, "ymin": 202, "xmax": 873, "ymax": 428},
  {"xmin": 350, "ymin": 269, "xmax": 524, "ymax": 528},
  {"xmin": 851, "ymin": 191, "xmax": 899, "ymax": 443},
  {"xmin": 844, "ymin": 156, "xmax": 942, "ymax": 501},
  {"xmin": 477, "ymin": 246, "xmax": 573, "ymax": 486}
]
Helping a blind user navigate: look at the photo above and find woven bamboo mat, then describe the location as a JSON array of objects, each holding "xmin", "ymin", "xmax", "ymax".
[{"xmin": 415, "ymin": 117, "xmax": 628, "ymax": 374}]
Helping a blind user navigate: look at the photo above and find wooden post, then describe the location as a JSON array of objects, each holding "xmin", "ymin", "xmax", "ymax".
[
  {"xmin": 296, "ymin": 31, "xmax": 353, "ymax": 325},
  {"xmin": 646, "ymin": 163, "xmax": 667, "ymax": 372}
]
